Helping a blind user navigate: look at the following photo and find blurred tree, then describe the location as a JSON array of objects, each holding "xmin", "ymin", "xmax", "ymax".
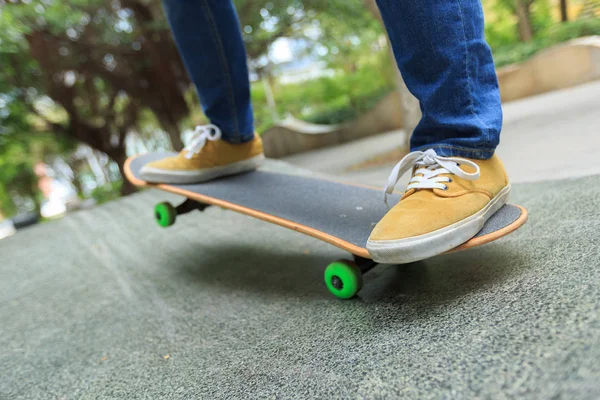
[
  {"xmin": 236, "ymin": 0, "xmax": 400, "ymax": 131},
  {"xmin": 1, "ymin": 0, "xmax": 192, "ymax": 194},
  {"xmin": 0, "ymin": 138, "xmax": 41, "ymax": 217},
  {"xmin": 0, "ymin": 19, "xmax": 71, "ymax": 215},
  {"xmin": 0, "ymin": 128, "xmax": 66, "ymax": 217},
  {"xmin": 26, "ymin": 0, "xmax": 191, "ymax": 151},
  {"xmin": 236, "ymin": 0, "xmax": 375, "ymax": 73}
]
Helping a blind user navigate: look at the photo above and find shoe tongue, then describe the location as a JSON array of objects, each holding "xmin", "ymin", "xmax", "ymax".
[
  {"xmin": 401, "ymin": 188, "xmax": 417, "ymax": 200},
  {"xmin": 402, "ymin": 186, "xmax": 443, "ymax": 201}
]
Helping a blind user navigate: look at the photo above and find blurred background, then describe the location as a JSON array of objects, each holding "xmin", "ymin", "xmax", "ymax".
[{"xmin": 0, "ymin": 0, "xmax": 599, "ymax": 237}]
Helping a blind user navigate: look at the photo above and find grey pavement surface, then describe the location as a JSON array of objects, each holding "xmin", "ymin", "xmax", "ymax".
[
  {"xmin": 1, "ymin": 157, "xmax": 599, "ymax": 398},
  {"xmin": 286, "ymin": 81, "xmax": 600, "ymax": 187}
]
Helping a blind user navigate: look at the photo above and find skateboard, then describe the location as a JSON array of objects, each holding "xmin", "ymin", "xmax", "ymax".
[{"xmin": 125, "ymin": 152, "xmax": 528, "ymax": 299}]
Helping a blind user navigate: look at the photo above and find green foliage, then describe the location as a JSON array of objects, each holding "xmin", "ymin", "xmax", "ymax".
[
  {"xmin": 529, "ymin": 0, "xmax": 554, "ymax": 37},
  {"xmin": 232, "ymin": 0, "xmax": 391, "ymax": 131},
  {"xmin": 493, "ymin": 18, "xmax": 600, "ymax": 67},
  {"xmin": 89, "ymin": 181, "xmax": 123, "ymax": 205},
  {"xmin": 484, "ymin": 0, "xmax": 554, "ymax": 49},
  {"xmin": 303, "ymin": 87, "xmax": 392, "ymax": 125},
  {"xmin": 543, "ymin": 16, "xmax": 600, "ymax": 41},
  {"xmin": 0, "ymin": 16, "xmax": 68, "ymax": 217},
  {"xmin": 251, "ymin": 43, "xmax": 395, "ymax": 131},
  {"xmin": 484, "ymin": 0, "xmax": 520, "ymax": 48},
  {"xmin": 251, "ymin": 68, "xmax": 394, "ymax": 130},
  {"xmin": 234, "ymin": 0, "xmax": 373, "ymax": 57},
  {"xmin": 0, "ymin": 135, "xmax": 47, "ymax": 217},
  {"xmin": 482, "ymin": 0, "xmax": 600, "ymax": 67},
  {"xmin": 0, "ymin": 0, "xmax": 192, "ymax": 199}
]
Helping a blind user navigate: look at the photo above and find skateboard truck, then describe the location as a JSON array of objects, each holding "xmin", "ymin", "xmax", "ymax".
[
  {"xmin": 176, "ymin": 198, "xmax": 211, "ymax": 214},
  {"xmin": 354, "ymin": 255, "xmax": 377, "ymax": 274},
  {"xmin": 153, "ymin": 199, "xmax": 210, "ymax": 228}
]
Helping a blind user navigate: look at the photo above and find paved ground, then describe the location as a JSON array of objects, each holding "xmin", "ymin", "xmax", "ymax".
[
  {"xmin": 1, "ymin": 159, "xmax": 599, "ymax": 399},
  {"xmin": 1, "ymin": 82, "xmax": 599, "ymax": 399}
]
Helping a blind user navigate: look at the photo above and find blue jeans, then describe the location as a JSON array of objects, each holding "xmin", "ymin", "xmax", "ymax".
[
  {"xmin": 162, "ymin": 0, "xmax": 254, "ymax": 143},
  {"xmin": 163, "ymin": 0, "xmax": 502, "ymax": 159}
]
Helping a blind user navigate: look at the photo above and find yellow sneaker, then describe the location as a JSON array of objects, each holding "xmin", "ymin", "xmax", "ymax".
[
  {"xmin": 367, "ymin": 149, "xmax": 510, "ymax": 264},
  {"xmin": 140, "ymin": 125, "xmax": 265, "ymax": 184}
]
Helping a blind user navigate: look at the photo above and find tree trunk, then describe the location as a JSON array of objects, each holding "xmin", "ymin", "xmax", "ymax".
[
  {"xmin": 88, "ymin": 148, "xmax": 110, "ymax": 186},
  {"xmin": 67, "ymin": 158, "xmax": 85, "ymax": 197},
  {"xmin": 160, "ymin": 119, "xmax": 184, "ymax": 151},
  {"xmin": 560, "ymin": 0, "xmax": 568, "ymax": 22},
  {"xmin": 263, "ymin": 73, "xmax": 279, "ymax": 123},
  {"xmin": 515, "ymin": 0, "xmax": 534, "ymax": 42},
  {"xmin": 110, "ymin": 151, "xmax": 137, "ymax": 196},
  {"xmin": 117, "ymin": 165, "xmax": 137, "ymax": 196}
]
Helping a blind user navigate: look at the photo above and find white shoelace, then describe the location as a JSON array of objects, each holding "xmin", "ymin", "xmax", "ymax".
[
  {"xmin": 383, "ymin": 149, "xmax": 481, "ymax": 206},
  {"xmin": 184, "ymin": 124, "xmax": 222, "ymax": 159}
]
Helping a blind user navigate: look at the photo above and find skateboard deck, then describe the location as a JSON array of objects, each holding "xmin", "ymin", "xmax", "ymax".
[{"xmin": 125, "ymin": 152, "xmax": 528, "ymax": 298}]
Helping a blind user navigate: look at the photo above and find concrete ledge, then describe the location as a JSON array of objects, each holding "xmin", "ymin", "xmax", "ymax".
[
  {"xmin": 262, "ymin": 92, "xmax": 403, "ymax": 158},
  {"xmin": 498, "ymin": 36, "xmax": 600, "ymax": 102}
]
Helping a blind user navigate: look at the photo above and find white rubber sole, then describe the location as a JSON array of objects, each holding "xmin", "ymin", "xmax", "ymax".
[
  {"xmin": 140, "ymin": 154, "xmax": 265, "ymax": 184},
  {"xmin": 366, "ymin": 184, "xmax": 511, "ymax": 264}
]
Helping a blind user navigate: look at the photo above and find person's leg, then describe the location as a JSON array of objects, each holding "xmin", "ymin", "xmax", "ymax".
[
  {"xmin": 162, "ymin": 0, "xmax": 254, "ymax": 143},
  {"xmin": 367, "ymin": 0, "xmax": 510, "ymax": 264},
  {"xmin": 141, "ymin": 0, "xmax": 264, "ymax": 184},
  {"xmin": 375, "ymin": 0, "xmax": 502, "ymax": 160}
]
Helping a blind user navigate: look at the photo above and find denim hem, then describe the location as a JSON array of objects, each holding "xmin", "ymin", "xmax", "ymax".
[
  {"xmin": 411, "ymin": 144, "xmax": 495, "ymax": 160},
  {"xmin": 221, "ymin": 132, "xmax": 255, "ymax": 144}
]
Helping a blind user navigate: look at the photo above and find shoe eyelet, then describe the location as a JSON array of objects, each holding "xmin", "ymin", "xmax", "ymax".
[
  {"xmin": 442, "ymin": 185, "xmax": 449, "ymax": 191},
  {"xmin": 447, "ymin": 178, "xmax": 453, "ymax": 183}
]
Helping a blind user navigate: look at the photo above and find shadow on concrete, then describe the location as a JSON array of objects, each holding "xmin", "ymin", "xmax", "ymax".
[
  {"xmin": 172, "ymin": 242, "xmax": 336, "ymax": 299},
  {"xmin": 361, "ymin": 244, "xmax": 531, "ymax": 321},
  {"xmin": 171, "ymin": 239, "xmax": 530, "ymax": 317}
]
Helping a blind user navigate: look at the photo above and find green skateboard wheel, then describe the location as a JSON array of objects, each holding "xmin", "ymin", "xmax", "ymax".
[
  {"xmin": 324, "ymin": 260, "xmax": 363, "ymax": 299},
  {"xmin": 154, "ymin": 202, "xmax": 176, "ymax": 227}
]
